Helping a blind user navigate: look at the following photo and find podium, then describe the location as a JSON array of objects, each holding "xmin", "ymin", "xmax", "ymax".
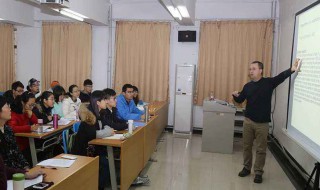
[{"xmin": 202, "ymin": 99, "xmax": 236, "ymax": 154}]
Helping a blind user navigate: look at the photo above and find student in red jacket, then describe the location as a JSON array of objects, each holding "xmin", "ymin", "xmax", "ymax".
[{"xmin": 7, "ymin": 92, "xmax": 39, "ymax": 152}]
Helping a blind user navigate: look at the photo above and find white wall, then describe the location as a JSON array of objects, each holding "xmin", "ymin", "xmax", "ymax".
[
  {"xmin": 92, "ymin": 26, "xmax": 110, "ymax": 90},
  {"xmin": 273, "ymin": 0, "xmax": 318, "ymax": 175},
  {"xmin": 111, "ymin": 0, "xmax": 277, "ymax": 126},
  {"xmin": 15, "ymin": 24, "xmax": 42, "ymax": 89},
  {"xmin": 0, "ymin": 0, "xmax": 34, "ymax": 26}
]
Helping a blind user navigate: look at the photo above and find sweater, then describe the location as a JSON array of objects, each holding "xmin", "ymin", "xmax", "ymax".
[
  {"xmin": 101, "ymin": 107, "xmax": 128, "ymax": 131},
  {"xmin": 233, "ymin": 68, "xmax": 293, "ymax": 123}
]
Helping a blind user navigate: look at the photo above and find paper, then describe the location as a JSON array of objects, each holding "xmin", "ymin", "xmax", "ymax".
[
  {"xmin": 48, "ymin": 118, "xmax": 71, "ymax": 126},
  {"xmin": 133, "ymin": 121, "xmax": 146, "ymax": 127},
  {"xmin": 103, "ymin": 134, "xmax": 123, "ymax": 140},
  {"xmin": 37, "ymin": 158, "xmax": 75, "ymax": 168},
  {"xmin": 7, "ymin": 175, "xmax": 43, "ymax": 190}
]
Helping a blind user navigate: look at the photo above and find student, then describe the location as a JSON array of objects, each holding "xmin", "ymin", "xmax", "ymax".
[
  {"xmin": 62, "ymin": 85, "xmax": 81, "ymax": 120},
  {"xmin": 101, "ymin": 88, "xmax": 128, "ymax": 131},
  {"xmin": 52, "ymin": 85, "xmax": 66, "ymax": 118},
  {"xmin": 48, "ymin": 81, "xmax": 60, "ymax": 92},
  {"xmin": 132, "ymin": 86, "xmax": 143, "ymax": 106},
  {"xmin": 79, "ymin": 79, "xmax": 93, "ymax": 103},
  {"xmin": 0, "ymin": 96, "xmax": 30, "ymax": 170},
  {"xmin": 32, "ymin": 91, "xmax": 54, "ymax": 124},
  {"xmin": 71, "ymin": 90, "xmax": 114, "ymax": 190},
  {"xmin": 3, "ymin": 81, "xmax": 24, "ymax": 106},
  {"xmin": 27, "ymin": 78, "xmax": 41, "ymax": 98},
  {"xmin": 0, "ymin": 155, "xmax": 44, "ymax": 190},
  {"xmin": 116, "ymin": 84, "xmax": 144, "ymax": 121},
  {"xmin": 7, "ymin": 92, "xmax": 39, "ymax": 153}
]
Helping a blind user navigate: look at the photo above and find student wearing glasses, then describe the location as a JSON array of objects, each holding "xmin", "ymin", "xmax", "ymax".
[
  {"xmin": 62, "ymin": 85, "xmax": 81, "ymax": 120},
  {"xmin": 32, "ymin": 91, "xmax": 54, "ymax": 124},
  {"xmin": 116, "ymin": 84, "xmax": 144, "ymax": 121},
  {"xmin": 7, "ymin": 92, "xmax": 39, "ymax": 152},
  {"xmin": 79, "ymin": 79, "xmax": 93, "ymax": 103},
  {"xmin": 3, "ymin": 81, "xmax": 25, "ymax": 106}
]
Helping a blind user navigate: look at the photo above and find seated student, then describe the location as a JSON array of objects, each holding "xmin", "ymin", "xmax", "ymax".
[
  {"xmin": 79, "ymin": 79, "xmax": 93, "ymax": 103},
  {"xmin": 3, "ymin": 81, "xmax": 24, "ymax": 106},
  {"xmin": 62, "ymin": 85, "xmax": 81, "ymax": 120},
  {"xmin": 132, "ymin": 86, "xmax": 144, "ymax": 106},
  {"xmin": 0, "ymin": 96, "xmax": 30, "ymax": 170},
  {"xmin": 27, "ymin": 78, "xmax": 41, "ymax": 98},
  {"xmin": 0, "ymin": 155, "xmax": 44, "ymax": 190},
  {"xmin": 47, "ymin": 81, "xmax": 60, "ymax": 92},
  {"xmin": 101, "ymin": 88, "xmax": 128, "ymax": 131},
  {"xmin": 116, "ymin": 84, "xmax": 144, "ymax": 121},
  {"xmin": 52, "ymin": 85, "xmax": 66, "ymax": 118},
  {"xmin": 32, "ymin": 91, "xmax": 54, "ymax": 124},
  {"xmin": 7, "ymin": 92, "xmax": 39, "ymax": 154},
  {"xmin": 71, "ymin": 90, "xmax": 114, "ymax": 190}
]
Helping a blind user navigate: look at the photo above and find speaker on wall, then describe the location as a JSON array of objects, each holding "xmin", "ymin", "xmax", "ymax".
[{"xmin": 178, "ymin": 31, "xmax": 196, "ymax": 42}]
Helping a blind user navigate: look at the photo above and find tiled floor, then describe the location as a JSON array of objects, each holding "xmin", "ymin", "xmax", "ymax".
[{"xmin": 130, "ymin": 132, "xmax": 295, "ymax": 190}]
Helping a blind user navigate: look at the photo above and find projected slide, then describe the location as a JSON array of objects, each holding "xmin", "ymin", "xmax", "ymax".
[{"xmin": 289, "ymin": 3, "xmax": 320, "ymax": 147}]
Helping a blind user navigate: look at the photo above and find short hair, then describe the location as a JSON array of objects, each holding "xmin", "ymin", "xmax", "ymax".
[
  {"xmin": 0, "ymin": 96, "xmax": 8, "ymax": 112},
  {"xmin": 12, "ymin": 81, "xmax": 24, "ymax": 90},
  {"xmin": 132, "ymin": 86, "xmax": 138, "ymax": 92},
  {"xmin": 83, "ymin": 79, "xmax": 93, "ymax": 86},
  {"xmin": 103, "ymin": 88, "xmax": 116, "ymax": 100},
  {"xmin": 251, "ymin": 61, "xmax": 264, "ymax": 70},
  {"xmin": 122, "ymin": 84, "xmax": 133, "ymax": 93},
  {"xmin": 52, "ymin": 85, "xmax": 66, "ymax": 103},
  {"xmin": 40, "ymin": 91, "xmax": 53, "ymax": 102}
]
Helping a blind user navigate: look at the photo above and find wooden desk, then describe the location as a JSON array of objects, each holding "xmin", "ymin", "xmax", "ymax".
[
  {"xmin": 15, "ymin": 121, "xmax": 75, "ymax": 166},
  {"xmin": 89, "ymin": 101, "xmax": 169, "ymax": 190},
  {"xmin": 89, "ymin": 126, "xmax": 144, "ymax": 190},
  {"xmin": 29, "ymin": 154, "xmax": 98, "ymax": 190},
  {"xmin": 149, "ymin": 101, "xmax": 169, "ymax": 139}
]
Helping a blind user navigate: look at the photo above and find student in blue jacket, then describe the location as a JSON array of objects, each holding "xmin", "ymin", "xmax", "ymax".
[{"xmin": 116, "ymin": 84, "xmax": 144, "ymax": 121}]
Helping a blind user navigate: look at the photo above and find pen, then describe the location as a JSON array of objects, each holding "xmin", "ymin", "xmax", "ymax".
[{"xmin": 41, "ymin": 166, "xmax": 57, "ymax": 170}]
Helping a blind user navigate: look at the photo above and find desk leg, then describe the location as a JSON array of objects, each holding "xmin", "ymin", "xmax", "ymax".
[
  {"xmin": 107, "ymin": 146, "xmax": 117, "ymax": 190},
  {"xmin": 29, "ymin": 138, "xmax": 38, "ymax": 166}
]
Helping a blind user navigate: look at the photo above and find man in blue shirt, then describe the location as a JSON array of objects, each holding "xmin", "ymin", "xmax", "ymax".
[{"xmin": 117, "ymin": 84, "xmax": 144, "ymax": 121}]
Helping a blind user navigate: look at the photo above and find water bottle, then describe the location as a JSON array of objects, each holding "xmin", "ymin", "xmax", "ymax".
[
  {"xmin": 144, "ymin": 105, "xmax": 149, "ymax": 123},
  {"xmin": 12, "ymin": 173, "xmax": 25, "ymax": 190},
  {"xmin": 209, "ymin": 91, "xmax": 214, "ymax": 101},
  {"xmin": 128, "ymin": 120, "xmax": 133, "ymax": 134},
  {"xmin": 53, "ymin": 114, "xmax": 58, "ymax": 129}
]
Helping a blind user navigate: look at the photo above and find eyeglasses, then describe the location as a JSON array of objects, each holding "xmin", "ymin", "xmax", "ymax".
[
  {"xmin": 29, "ymin": 103, "xmax": 36, "ymax": 108},
  {"xmin": 126, "ymin": 91, "xmax": 134, "ymax": 94}
]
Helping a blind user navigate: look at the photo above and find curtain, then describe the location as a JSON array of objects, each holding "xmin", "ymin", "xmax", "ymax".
[
  {"xmin": 0, "ymin": 23, "xmax": 15, "ymax": 91},
  {"xmin": 114, "ymin": 21, "xmax": 170, "ymax": 102},
  {"xmin": 42, "ymin": 22, "xmax": 92, "ymax": 91},
  {"xmin": 196, "ymin": 20, "xmax": 274, "ymax": 105}
]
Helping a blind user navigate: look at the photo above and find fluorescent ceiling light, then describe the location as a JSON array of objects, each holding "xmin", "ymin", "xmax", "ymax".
[
  {"xmin": 61, "ymin": 8, "xmax": 88, "ymax": 19},
  {"xmin": 177, "ymin": 6, "xmax": 190, "ymax": 18},
  {"xmin": 60, "ymin": 10, "xmax": 84, "ymax": 21},
  {"xmin": 167, "ymin": 5, "xmax": 182, "ymax": 20},
  {"xmin": 0, "ymin": 18, "xmax": 4, "ymax": 20},
  {"xmin": 52, "ymin": 8, "xmax": 86, "ymax": 21}
]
